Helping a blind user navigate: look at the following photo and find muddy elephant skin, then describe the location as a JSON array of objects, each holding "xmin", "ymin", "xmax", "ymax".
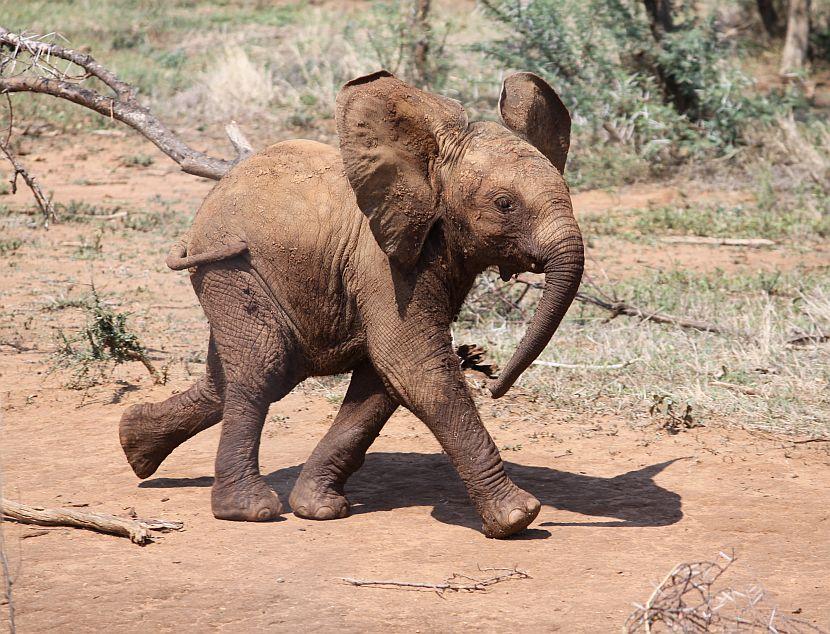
[{"xmin": 119, "ymin": 71, "xmax": 584, "ymax": 538}]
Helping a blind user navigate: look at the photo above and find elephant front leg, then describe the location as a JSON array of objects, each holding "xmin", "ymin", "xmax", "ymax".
[
  {"xmin": 290, "ymin": 362, "xmax": 398, "ymax": 520},
  {"xmin": 372, "ymin": 336, "xmax": 540, "ymax": 538}
]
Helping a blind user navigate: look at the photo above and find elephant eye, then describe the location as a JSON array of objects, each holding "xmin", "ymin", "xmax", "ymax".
[{"xmin": 494, "ymin": 195, "xmax": 514, "ymax": 212}]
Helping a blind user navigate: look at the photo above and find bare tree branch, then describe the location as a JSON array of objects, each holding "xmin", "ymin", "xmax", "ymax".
[
  {"xmin": 0, "ymin": 27, "xmax": 253, "ymax": 182},
  {"xmin": 0, "ymin": 93, "xmax": 57, "ymax": 226}
]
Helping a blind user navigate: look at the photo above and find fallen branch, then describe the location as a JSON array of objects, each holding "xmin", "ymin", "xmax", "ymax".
[
  {"xmin": 513, "ymin": 274, "xmax": 744, "ymax": 337},
  {"xmin": 0, "ymin": 498, "xmax": 183, "ymax": 545},
  {"xmin": 659, "ymin": 236, "xmax": 776, "ymax": 247},
  {"xmin": 341, "ymin": 566, "xmax": 530, "ymax": 597},
  {"xmin": 0, "ymin": 28, "xmax": 252, "ymax": 182}
]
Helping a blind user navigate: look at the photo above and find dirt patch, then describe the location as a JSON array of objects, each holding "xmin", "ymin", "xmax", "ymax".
[{"xmin": 2, "ymin": 371, "xmax": 829, "ymax": 632}]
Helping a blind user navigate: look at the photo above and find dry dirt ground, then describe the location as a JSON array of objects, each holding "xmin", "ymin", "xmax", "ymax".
[{"xmin": 1, "ymin": 133, "xmax": 829, "ymax": 632}]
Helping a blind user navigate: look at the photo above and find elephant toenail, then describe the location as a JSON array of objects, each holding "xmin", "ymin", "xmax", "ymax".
[
  {"xmin": 507, "ymin": 508, "xmax": 527, "ymax": 526},
  {"xmin": 257, "ymin": 507, "xmax": 273, "ymax": 520},
  {"xmin": 316, "ymin": 505, "xmax": 335, "ymax": 520}
]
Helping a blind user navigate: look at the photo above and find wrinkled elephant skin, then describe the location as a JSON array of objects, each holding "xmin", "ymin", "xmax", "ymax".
[{"xmin": 120, "ymin": 71, "xmax": 584, "ymax": 538}]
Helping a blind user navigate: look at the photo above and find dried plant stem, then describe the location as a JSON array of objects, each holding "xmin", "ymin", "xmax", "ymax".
[
  {"xmin": 341, "ymin": 566, "xmax": 530, "ymax": 597},
  {"xmin": 0, "ymin": 142, "xmax": 56, "ymax": 226},
  {"xmin": 0, "ymin": 94, "xmax": 56, "ymax": 227},
  {"xmin": 0, "ymin": 499, "xmax": 183, "ymax": 546}
]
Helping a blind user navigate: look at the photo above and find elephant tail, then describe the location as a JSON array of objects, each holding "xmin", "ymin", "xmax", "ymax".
[{"xmin": 166, "ymin": 234, "xmax": 249, "ymax": 271}]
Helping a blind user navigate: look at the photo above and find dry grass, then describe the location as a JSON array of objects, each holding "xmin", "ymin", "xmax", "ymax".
[{"xmin": 457, "ymin": 268, "xmax": 830, "ymax": 436}]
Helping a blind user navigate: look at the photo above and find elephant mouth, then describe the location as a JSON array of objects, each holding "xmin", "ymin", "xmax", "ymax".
[{"xmin": 498, "ymin": 261, "xmax": 543, "ymax": 281}]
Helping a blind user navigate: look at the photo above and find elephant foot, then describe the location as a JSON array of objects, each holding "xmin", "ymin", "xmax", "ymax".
[
  {"xmin": 289, "ymin": 476, "xmax": 350, "ymax": 520},
  {"xmin": 211, "ymin": 477, "xmax": 283, "ymax": 522},
  {"xmin": 479, "ymin": 487, "xmax": 541, "ymax": 539},
  {"xmin": 119, "ymin": 403, "xmax": 178, "ymax": 479}
]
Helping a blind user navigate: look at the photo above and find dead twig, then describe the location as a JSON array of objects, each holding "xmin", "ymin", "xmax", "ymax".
[
  {"xmin": 0, "ymin": 28, "xmax": 253, "ymax": 182},
  {"xmin": 341, "ymin": 566, "xmax": 530, "ymax": 597},
  {"xmin": 0, "ymin": 93, "xmax": 56, "ymax": 226},
  {"xmin": 513, "ymin": 274, "xmax": 745, "ymax": 338},
  {"xmin": 625, "ymin": 551, "xmax": 825, "ymax": 633},
  {"xmin": 0, "ymin": 498, "xmax": 183, "ymax": 546}
]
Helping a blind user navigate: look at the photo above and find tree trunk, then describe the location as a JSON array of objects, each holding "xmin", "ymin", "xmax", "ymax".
[
  {"xmin": 757, "ymin": 0, "xmax": 785, "ymax": 38},
  {"xmin": 639, "ymin": 0, "xmax": 700, "ymax": 116},
  {"xmin": 780, "ymin": 0, "xmax": 812, "ymax": 76},
  {"xmin": 410, "ymin": 0, "xmax": 432, "ymax": 89},
  {"xmin": 642, "ymin": 0, "xmax": 675, "ymax": 41}
]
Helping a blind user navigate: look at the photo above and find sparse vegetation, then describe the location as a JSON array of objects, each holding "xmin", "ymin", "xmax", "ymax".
[
  {"xmin": 52, "ymin": 288, "xmax": 163, "ymax": 388},
  {"xmin": 0, "ymin": 239, "xmax": 23, "ymax": 256},
  {"xmin": 459, "ymin": 268, "xmax": 830, "ymax": 436},
  {"xmin": 120, "ymin": 153, "xmax": 154, "ymax": 168}
]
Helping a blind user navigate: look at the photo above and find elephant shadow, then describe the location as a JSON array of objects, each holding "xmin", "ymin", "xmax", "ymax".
[{"xmin": 142, "ymin": 453, "xmax": 683, "ymax": 537}]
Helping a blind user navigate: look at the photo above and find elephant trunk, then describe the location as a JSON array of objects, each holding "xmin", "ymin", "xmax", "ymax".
[{"xmin": 488, "ymin": 226, "xmax": 584, "ymax": 399}]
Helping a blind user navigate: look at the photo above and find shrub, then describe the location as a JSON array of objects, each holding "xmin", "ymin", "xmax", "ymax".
[
  {"xmin": 53, "ymin": 289, "xmax": 162, "ymax": 388},
  {"xmin": 476, "ymin": 0, "xmax": 801, "ymax": 182}
]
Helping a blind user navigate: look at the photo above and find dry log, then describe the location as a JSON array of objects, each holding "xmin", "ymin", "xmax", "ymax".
[
  {"xmin": 659, "ymin": 236, "xmax": 776, "ymax": 247},
  {"xmin": 0, "ymin": 27, "xmax": 251, "ymax": 181},
  {"xmin": 1, "ymin": 498, "xmax": 183, "ymax": 545}
]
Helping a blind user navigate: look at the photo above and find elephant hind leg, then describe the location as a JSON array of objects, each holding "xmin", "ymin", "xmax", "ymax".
[
  {"xmin": 290, "ymin": 361, "xmax": 397, "ymax": 520},
  {"xmin": 120, "ymin": 335, "xmax": 226, "ymax": 479},
  {"xmin": 194, "ymin": 261, "xmax": 305, "ymax": 522}
]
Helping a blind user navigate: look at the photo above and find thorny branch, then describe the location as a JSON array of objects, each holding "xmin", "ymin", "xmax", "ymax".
[
  {"xmin": 0, "ymin": 93, "xmax": 56, "ymax": 226},
  {"xmin": 341, "ymin": 566, "xmax": 530, "ymax": 598},
  {"xmin": 0, "ymin": 27, "xmax": 252, "ymax": 189},
  {"xmin": 625, "ymin": 551, "xmax": 825, "ymax": 633}
]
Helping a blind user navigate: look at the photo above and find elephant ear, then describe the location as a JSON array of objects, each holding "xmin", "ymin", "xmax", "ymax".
[
  {"xmin": 499, "ymin": 72, "xmax": 571, "ymax": 174},
  {"xmin": 336, "ymin": 70, "xmax": 468, "ymax": 268}
]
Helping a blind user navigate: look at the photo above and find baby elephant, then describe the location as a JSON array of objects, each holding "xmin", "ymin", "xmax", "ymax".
[{"xmin": 120, "ymin": 71, "xmax": 583, "ymax": 538}]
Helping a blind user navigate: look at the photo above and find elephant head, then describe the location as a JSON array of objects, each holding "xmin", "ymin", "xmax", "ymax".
[{"xmin": 336, "ymin": 71, "xmax": 584, "ymax": 399}]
